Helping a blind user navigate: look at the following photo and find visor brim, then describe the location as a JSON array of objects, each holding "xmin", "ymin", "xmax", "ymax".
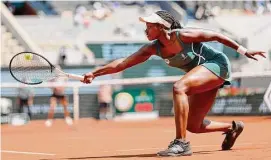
[{"xmin": 139, "ymin": 13, "xmax": 171, "ymax": 28}]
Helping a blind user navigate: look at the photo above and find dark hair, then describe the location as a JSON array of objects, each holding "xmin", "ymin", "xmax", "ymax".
[{"xmin": 155, "ymin": 10, "xmax": 183, "ymax": 30}]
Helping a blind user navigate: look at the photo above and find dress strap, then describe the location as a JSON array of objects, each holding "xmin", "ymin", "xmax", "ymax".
[
  {"xmin": 175, "ymin": 31, "xmax": 185, "ymax": 48},
  {"xmin": 154, "ymin": 40, "xmax": 162, "ymax": 57}
]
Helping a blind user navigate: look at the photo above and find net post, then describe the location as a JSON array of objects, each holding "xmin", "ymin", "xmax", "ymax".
[
  {"xmin": 73, "ymin": 86, "xmax": 80, "ymax": 122},
  {"xmin": 264, "ymin": 82, "xmax": 271, "ymax": 111}
]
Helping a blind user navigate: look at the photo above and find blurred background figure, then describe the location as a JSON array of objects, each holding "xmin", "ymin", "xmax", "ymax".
[
  {"xmin": 58, "ymin": 46, "xmax": 67, "ymax": 66},
  {"xmin": 98, "ymin": 84, "xmax": 113, "ymax": 120},
  {"xmin": 17, "ymin": 84, "xmax": 34, "ymax": 119},
  {"xmin": 0, "ymin": 98, "xmax": 13, "ymax": 124},
  {"xmin": 73, "ymin": 4, "xmax": 89, "ymax": 28},
  {"xmin": 45, "ymin": 67, "xmax": 73, "ymax": 127},
  {"xmin": 92, "ymin": 1, "xmax": 112, "ymax": 21},
  {"xmin": 194, "ymin": 1, "xmax": 215, "ymax": 20}
]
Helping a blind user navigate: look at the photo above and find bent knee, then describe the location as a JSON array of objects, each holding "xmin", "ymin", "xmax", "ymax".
[
  {"xmin": 173, "ymin": 81, "xmax": 189, "ymax": 94},
  {"xmin": 187, "ymin": 119, "xmax": 211, "ymax": 133}
]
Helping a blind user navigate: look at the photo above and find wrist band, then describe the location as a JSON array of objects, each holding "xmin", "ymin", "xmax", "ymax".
[{"xmin": 237, "ymin": 45, "xmax": 247, "ymax": 55}]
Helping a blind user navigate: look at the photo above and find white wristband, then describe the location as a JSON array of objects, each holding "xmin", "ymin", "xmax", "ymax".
[{"xmin": 237, "ymin": 45, "xmax": 247, "ymax": 55}]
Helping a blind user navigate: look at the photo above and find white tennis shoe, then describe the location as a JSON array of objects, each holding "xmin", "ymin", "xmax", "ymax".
[
  {"xmin": 45, "ymin": 119, "xmax": 53, "ymax": 127},
  {"xmin": 65, "ymin": 117, "xmax": 73, "ymax": 126}
]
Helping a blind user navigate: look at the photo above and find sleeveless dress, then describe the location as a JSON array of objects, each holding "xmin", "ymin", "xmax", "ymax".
[{"xmin": 154, "ymin": 30, "xmax": 232, "ymax": 86}]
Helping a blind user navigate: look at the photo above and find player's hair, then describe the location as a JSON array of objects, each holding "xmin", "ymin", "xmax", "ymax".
[{"xmin": 155, "ymin": 10, "xmax": 183, "ymax": 30}]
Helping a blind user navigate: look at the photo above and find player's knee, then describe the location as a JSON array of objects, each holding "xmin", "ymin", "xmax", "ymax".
[
  {"xmin": 173, "ymin": 81, "xmax": 188, "ymax": 94},
  {"xmin": 187, "ymin": 119, "xmax": 211, "ymax": 133},
  {"xmin": 61, "ymin": 100, "xmax": 68, "ymax": 106}
]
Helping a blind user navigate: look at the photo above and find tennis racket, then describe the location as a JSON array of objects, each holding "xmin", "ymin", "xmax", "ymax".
[{"xmin": 9, "ymin": 52, "xmax": 84, "ymax": 85}]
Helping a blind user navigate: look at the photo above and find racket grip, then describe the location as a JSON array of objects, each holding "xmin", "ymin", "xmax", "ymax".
[{"xmin": 67, "ymin": 74, "xmax": 84, "ymax": 81}]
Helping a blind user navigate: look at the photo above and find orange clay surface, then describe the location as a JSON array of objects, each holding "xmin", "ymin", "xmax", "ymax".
[{"xmin": 1, "ymin": 116, "xmax": 271, "ymax": 160}]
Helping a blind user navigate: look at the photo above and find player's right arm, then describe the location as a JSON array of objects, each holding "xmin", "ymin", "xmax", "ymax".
[{"xmin": 82, "ymin": 43, "xmax": 156, "ymax": 84}]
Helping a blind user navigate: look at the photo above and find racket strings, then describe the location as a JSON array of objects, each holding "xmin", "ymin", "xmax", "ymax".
[{"xmin": 10, "ymin": 53, "xmax": 53, "ymax": 84}]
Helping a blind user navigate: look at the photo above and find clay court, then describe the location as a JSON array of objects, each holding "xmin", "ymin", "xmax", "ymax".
[{"xmin": 1, "ymin": 116, "xmax": 271, "ymax": 160}]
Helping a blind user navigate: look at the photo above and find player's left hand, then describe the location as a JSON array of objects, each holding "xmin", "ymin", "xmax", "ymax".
[{"xmin": 245, "ymin": 50, "xmax": 266, "ymax": 61}]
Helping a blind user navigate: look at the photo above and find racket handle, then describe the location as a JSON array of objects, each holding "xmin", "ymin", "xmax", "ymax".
[{"xmin": 67, "ymin": 74, "xmax": 84, "ymax": 81}]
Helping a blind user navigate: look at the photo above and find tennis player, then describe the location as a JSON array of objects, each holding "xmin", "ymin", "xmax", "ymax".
[
  {"xmin": 82, "ymin": 10, "xmax": 266, "ymax": 156},
  {"xmin": 45, "ymin": 74, "xmax": 73, "ymax": 127}
]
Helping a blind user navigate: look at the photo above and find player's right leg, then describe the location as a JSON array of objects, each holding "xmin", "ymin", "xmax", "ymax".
[
  {"xmin": 99, "ymin": 103, "xmax": 108, "ymax": 120},
  {"xmin": 221, "ymin": 121, "xmax": 244, "ymax": 150},
  {"xmin": 187, "ymin": 88, "xmax": 244, "ymax": 150}
]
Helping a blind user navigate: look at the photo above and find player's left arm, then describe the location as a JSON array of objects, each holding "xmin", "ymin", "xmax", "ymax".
[{"xmin": 180, "ymin": 28, "xmax": 266, "ymax": 61}]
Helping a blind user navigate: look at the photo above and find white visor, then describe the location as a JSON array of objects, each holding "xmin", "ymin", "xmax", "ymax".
[{"xmin": 139, "ymin": 13, "xmax": 171, "ymax": 28}]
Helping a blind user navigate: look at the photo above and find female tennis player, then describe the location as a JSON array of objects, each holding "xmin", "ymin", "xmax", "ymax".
[{"xmin": 82, "ymin": 10, "xmax": 266, "ymax": 157}]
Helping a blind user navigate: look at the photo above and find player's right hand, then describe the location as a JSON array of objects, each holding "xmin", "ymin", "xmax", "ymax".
[{"xmin": 81, "ymin": 72, "xmax": 94, "ymax": 84}]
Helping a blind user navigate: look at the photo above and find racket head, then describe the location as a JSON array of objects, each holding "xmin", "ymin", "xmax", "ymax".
[{"xmin": 9, "ymin": 52, "xmax": 55, "ymax": 85}]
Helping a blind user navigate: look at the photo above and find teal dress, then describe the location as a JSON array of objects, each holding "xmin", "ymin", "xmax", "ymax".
[{"xmin": 154, "ymin": 30, "xmax": 232, "ymax": 86}]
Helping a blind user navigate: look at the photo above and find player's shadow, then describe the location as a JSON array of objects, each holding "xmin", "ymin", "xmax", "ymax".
[
  {"xmin": 64, "ymin": 153, "xmax": 157, "ymax": 159},
  {"xmin": 40, "ymin": 150, "xmax": 220, "ymax": 160}
]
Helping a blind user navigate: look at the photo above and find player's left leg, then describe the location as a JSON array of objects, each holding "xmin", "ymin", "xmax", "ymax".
[
  {"xmin": 45, "ymin": 97, "xmax": 57, "ymax": 127},
  {"xmin": 61, "ymin": 96, "xmax": 69, "ymax": 118},
  {"xmin": 61, "ymin": 96, "xmax": 73, "ymax": 125}
]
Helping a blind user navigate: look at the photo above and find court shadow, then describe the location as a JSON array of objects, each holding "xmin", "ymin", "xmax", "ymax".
[
  {"xmin": 40, "ymin": 150, "xmax": 221, "ymax": 160},
  {"xmin": 193, "ymin": 149, "xmax": 221, "ymax": 155},
  {"xmin": 40, "ymin": 153, "xmax": 157, "ymax": 160},
  {"xmin": 68, "ymin": 153, "xmax": 157, "ymax": 159}
]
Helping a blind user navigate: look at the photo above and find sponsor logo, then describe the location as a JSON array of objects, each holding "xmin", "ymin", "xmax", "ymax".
[
  {"xmin": 259, "ymin": 102, "xmax": 271, "ymax": 113},
  {"xmin": 211, "ymin": 97, "xmax": 252, "ymax": 114},
  {"xmin": 135, "ymin": 103, "xmax": 153, "ymax": 112},
  {"xmin": 114, "ymin": 92, "xmax": 134, "ymax": 112},
  {"xmin": 29, "ymin": 104, "xmax": 73, "ymax": 115},
  {"xmin": 264, "ymin": 83, "xmax": 271, "ymax": 111}
]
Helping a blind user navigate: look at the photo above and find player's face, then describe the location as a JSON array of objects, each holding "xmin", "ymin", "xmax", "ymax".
[{"xmin": 145, "ymin": 23, "xmax": 161, "ymax": 41}]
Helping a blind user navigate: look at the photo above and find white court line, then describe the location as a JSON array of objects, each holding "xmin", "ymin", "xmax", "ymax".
[
  {"xmin": 103, "ymin": 142, "xmax": 269, "ymax": 152},
  {"xmin": 1, "ymin": 150, "xmax": 55, "ymax": 156}
]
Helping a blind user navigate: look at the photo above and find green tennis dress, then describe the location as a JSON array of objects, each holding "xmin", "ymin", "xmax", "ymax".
[{"xmin": 154, "ymin": 30, "xmax": 232, "ymax": 86}]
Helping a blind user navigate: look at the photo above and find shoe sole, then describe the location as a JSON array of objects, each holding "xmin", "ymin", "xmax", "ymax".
[
  {"xmin": 222, "ymin": 121, "xmax": 244, "ymax": 150},
  {"xmin": 157, "ymin": 150, "xmax": 193, "ymax": 157}
]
